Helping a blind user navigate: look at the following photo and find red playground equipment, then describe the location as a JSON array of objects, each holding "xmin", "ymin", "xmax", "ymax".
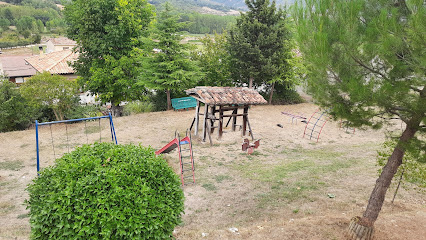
[
  {"xmin": 155, "ymin": 130, "xmax": 195, "ymax": 186},
  {"xmin": 242, "ymin": 138, "xmax": 260, "ymax": 154},
  {"xmin": 303, "ymin": 109, "xmax": 329, "ymax": 142}
]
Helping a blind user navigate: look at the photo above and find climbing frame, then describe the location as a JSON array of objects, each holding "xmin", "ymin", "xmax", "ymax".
[{"xmin": 303, "ymin": 109, "xmax": 329, "ymax": 142}]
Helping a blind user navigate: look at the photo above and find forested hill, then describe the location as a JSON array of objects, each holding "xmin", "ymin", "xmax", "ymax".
[{"xmin": 150, "ymin": 0, "xmax": 295, "ymax": 12}]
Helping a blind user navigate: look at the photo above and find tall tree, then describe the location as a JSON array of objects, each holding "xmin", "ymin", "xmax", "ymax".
[
  {"xmin": 64, "ymin": 0, "xmax": 154, "ymax": 116},
  {"xmin": 227, "ymin": 0, "xmax": 293, "ymax": 98},
  {"xmin": 140, "ymin": 2, "xmax": 200, "ymax": 110},
  {"xmin": 293, "ymin": 0, "xmax": 425, "ymax": 239}
]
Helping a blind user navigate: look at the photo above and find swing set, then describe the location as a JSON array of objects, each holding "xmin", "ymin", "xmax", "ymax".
[{"xmin": 35, "ymin": 113, "xmax": 118, "ymax": 173}]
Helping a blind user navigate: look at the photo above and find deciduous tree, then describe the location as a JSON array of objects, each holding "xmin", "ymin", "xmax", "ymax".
[
  {"xmin": 64, "ymin": 0, "xmax": 154, "ymax": 116},
  {"xmin": 193, "ymin": 32, "xmax": 232, "ymax": 87},
  {"xmin": 0, "ymin": 79, "xmax": 39, "ymax": 132},
  {"xmin": 20, "ymin": 72, "xmax": 78, "ymax": 121},
  {"xmin": 293, "ymin": 0, "xmax": 425, "ymax": 238}
]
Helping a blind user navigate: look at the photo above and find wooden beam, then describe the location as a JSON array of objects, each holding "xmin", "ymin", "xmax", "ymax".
[
  {"xmin": 194, "ymin": 101, "xmax": 200, "ymax": 136},
  {"xmin": 202, "ymin": 104, "xmax": 208, "ymax": 142},
  {"xmin": 210, "ymin": 105, "xmax": 216, "ymax": 134},
  {"xmin": 218, "ymin": 105, "xmax": 223, "ymax": 139},
  {"xmin": 242, "ymin": 106, "xmax": 248, "ymax": 136},
  {"xmin": 232, "ymin": 108, "xmax": 237, "ymax": 131},
  {"xmin": 247, "ymin": 117, "xmax": 254, "ymax": 140},
  {"xmin": 222, "ymin": 113, "xmax": 246, "ymax": 117}
]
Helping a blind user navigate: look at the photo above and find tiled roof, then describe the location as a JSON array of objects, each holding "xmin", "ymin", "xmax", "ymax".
[
  {"xmin": 0, "ymin": 55, "xmax": 36, "ymax": 77},
  {"xmin": 25, "ymin": 50, "xmax": 78, "ymax": 75},
  {"xmin": 186, "ymin": 87, "xmax": 267, "ymax": 105},
  {"xmin": 48, "ymin": 37, "xmax": 76, "ymax": 46}
]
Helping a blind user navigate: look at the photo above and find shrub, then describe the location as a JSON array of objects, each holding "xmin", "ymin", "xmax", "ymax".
[
  {"xmin": 26, "ymin": 143, "xmax": 185, "ymax": 239},
  {"xmin": 0, "ymin": 80, "xmax": 40, "ymax": 132},
  {"xmin": 123, "ymin": 100, "xmax": 154, "ymax": 115},
  {"xmin": 64, "ymin": 104, "xmax": 104, "ymax": 119}
]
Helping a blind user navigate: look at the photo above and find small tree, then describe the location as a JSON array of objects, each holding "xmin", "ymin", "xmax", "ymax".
[
  {"xmin": 26, "ymin": 143, "xmax": 184, "ymax": 239},
  {"xmin": 140, "ymin": 3, "xmax": 201, "ymax": 110},
  {"xmin": 193, "ymin": 32, "xmax": 233, "ymax": 87},
  {"xmin": 0, "ymin": 79, "xmax": 39, "ymax": 132},
  {"xmin": 227, "ymin": 0, "xmax": 294, "ymax": 96},
  {"xmin": 20, "ymin": 72, "xmax": 78, "ymax": 121},
  {"xmin": 293, "ymin": 0, "xmax": 425, "ymax": 238}
]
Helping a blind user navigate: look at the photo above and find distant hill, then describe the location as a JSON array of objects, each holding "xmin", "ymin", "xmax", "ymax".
[{"xmin": 150, "ymin": 0, "xmax": 295, "ymax": 13}]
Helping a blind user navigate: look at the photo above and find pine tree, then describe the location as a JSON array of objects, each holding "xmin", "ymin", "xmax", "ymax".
[
  {"xmin": 140, "ymin": 3, "xmax": 201, "ymax": 110},
  {"xmin": 293, "ymin": 0, "xmax": 425, "ymax": 238},
  {"xmin": 227, "ymin": 0, "xmax": 293, "ymax": 97}
]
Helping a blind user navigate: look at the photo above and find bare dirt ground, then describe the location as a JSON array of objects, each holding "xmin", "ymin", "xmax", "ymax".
[{"xmin": 0, "ymin": 103, "xmax": 425, "ymax": 239}]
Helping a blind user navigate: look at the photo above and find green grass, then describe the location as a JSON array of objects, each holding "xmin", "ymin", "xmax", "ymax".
[
  {"xmin": 0, "ymin": 161, "xmax": 24, "ymax": 171},
  {"xmin": 0, "ymin": 202, "xmax": 15, "ymax": 215},
  {"xmin": 202, "ymin": 183, "xmax": 217, "ymax": 191},
  {"xmin": 214, "ymin": 174, "xmax": 233, "ymax": 183},
  {"xmin": 17, "ymin": 213, "xmax": 29, "ymax": 219},
  {"xmin": 233, "ymin": 147, "xmax": 356, "ymax": 207}
]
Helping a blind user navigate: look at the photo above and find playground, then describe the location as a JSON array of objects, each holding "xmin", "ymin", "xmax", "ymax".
[{"xmin": 0, "ymin": 103, "xmax": 425, "ymax": 239}]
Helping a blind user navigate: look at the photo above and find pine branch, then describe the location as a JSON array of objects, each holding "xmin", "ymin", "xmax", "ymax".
[{"xmin": 351, "ymin": 56, "xmax": 389, "ymax": 80}]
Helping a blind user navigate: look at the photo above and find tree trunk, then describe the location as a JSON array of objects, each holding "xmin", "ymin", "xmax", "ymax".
[
  {"xmin": 166, "ymin": 89, "xmax": 172, "ymax": 110},
  {"xmin": 347, "ymin": 121, "xmax": 420, "ymax": 239},
  {"xmin": 249, "ymin": 77, "xmax": 254, "ymax": 89},
  {"xmin": 268, "ymin": 82, "xmax": 275, "ymax": 104},
  {"xmin": 111, "ymin": 102, "xmax": 123, "ymax": 117}
]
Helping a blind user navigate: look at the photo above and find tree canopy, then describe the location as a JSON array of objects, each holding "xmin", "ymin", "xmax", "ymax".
[
  {"xmin": 64, "ymin": 0, "xmax": 154, "ymax": 115},
  {"xmin": 20, "ymin": 72, "xmax": 78, "ymax": 121},
  {"xmin": 227, "ymin": 0, "xmax": 292, "ymax": 90},
  {"xmin": 140, "ymin": 3, "xmax": 201, "ymax": 110},
  {"xmin": 0, "ymin": 79, "xmax": 39, "ymax": 132},
  {"xmin": 293, "ymin": 0, "xmax": 425, "ymax": 238}
]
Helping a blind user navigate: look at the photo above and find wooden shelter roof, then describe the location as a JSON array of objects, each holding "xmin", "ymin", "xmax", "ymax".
[{"xmin": 186, "ymin": 87, "xmax": 267, "ymax": 105}]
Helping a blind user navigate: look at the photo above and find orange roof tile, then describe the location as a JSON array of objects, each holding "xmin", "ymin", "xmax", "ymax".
[
  {"xmin": 48, "ymin": 37, "xmax": 76, "ymax": 46},
  {"xmin": 186, "ymin": 87, "xmax": 267, "ymax": 105},
  {"xmin": 25, "ymin": 50, "xmax": 78, "ymax": 75}
]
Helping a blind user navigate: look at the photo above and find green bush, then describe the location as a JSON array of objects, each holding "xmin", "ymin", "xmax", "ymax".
[
  {"xmin": 123, "ymin": 100, "xmax": 154, "ymax": 115},
  {"xmin": 0, "ymin": 80, "xmax": 40, "ymax": 132},
  {"xmin": 26, "ymin": 143, "xmax": 185, "ymax": 239},
  {"xmin": 261, "ymin": 83, "xmax": 305, "ymax": 105},
  {"xmin": 64, "ymin": 104, "xmax": 104, "ymax": 119}
]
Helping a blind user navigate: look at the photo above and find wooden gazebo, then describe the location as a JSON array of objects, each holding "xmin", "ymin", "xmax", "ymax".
[{"xmin": 186, "ymin": 87, "xmax": 267, "ymax": 142}]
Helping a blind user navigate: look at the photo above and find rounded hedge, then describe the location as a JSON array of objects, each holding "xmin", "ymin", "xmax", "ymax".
[{"xmin": 26, "ymin": 143, "xmax": 184, "ymax": 239}]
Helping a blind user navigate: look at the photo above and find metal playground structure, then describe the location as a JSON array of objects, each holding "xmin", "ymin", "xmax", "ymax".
[{"xmin": 35, "ymin": 113, "xmax": 118, "ymax": 173}]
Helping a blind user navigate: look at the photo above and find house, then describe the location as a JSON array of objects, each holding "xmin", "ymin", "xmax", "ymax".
[
  {"xmin": 25, "ymin": 49, "xmax": 79, "ymax": 80},
  {"xmin": 46, "ymin": 37, "xmax": 77, "ymax": 53},
  {"xmin": 25, "ymin": 50, "xmax": 98, "ymax": 104},
  {"xmin": 0, "ymin": 55, "xmax": 37, "ymax": 84}
]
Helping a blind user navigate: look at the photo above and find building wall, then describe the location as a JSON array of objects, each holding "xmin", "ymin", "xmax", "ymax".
[
  {"xmin": 46, "ymin": 41, "xmax": 55, "ymax": 53},
  {"xmin": 46, "ymin": 41, "xmax": 75, "ymax": 53}
]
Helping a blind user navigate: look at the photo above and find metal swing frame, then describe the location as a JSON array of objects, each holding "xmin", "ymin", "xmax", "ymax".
[{"xmin": 35, "ymin": 113, "xmax": 118, "ymax": 173}]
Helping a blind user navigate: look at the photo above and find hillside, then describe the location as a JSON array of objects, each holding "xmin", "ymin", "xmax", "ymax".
[
  {"xmin": 150, "ymin": 0, "xmax": 295, "ymax": 13},
  {"xmin": 1, "ymin": 103, "xmax": 424, "ymax": 239}
]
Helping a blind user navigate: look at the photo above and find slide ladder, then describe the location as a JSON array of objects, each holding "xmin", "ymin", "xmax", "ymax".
[{"xmin": 156, "ymin": 130, "xmax": 195, "ymax": 186}]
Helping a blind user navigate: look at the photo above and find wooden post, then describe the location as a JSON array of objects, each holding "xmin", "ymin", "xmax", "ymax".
[
  {"xmin": 218, "ymin": 105, "xmax": 223, "ymax": 139},
  {"xmin": 202, "ymin": 104, "xmax": 209, "ymax": 142},
  {"xmin": 194, "ymin": 101, "xmax": 200, "ymax": 136},
  {"xmin": 210, "ymin": 105, "xmax": 216, "ymax": 134},
  {"xmin": 242, "ymin": 105, "xmax": 248, "ymax": 136},
  {"xmin": 232, "ymin": 107, "xmax": 237, "ymax": 131}
]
